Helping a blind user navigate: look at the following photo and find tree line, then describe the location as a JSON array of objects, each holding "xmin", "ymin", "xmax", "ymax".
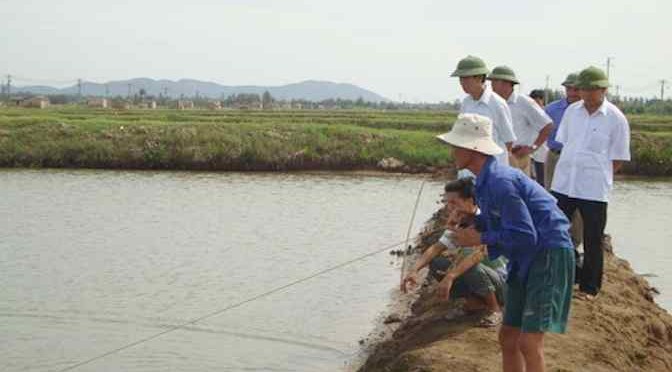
[{"xmin": 4, "ymin": 87, "xmax": 672, "ymax": 114}]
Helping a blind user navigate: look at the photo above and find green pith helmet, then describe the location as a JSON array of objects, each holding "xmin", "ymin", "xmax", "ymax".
[
  {"xmin": 575, "ymin": 66, "xmax": 610, "ymax": 89},
  {"xmin": 561, "ymin": 72, "xmax": 579, "ymax": 87},
  {"xmin": 486, "ymin": 65, "xmax": 519, "ymax": 84},
  {"xmin": 451, "ymin": 55, "xmax": 489, "ymax": 77}
]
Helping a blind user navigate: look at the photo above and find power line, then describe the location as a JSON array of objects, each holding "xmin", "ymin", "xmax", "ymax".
[
  {"xmin": 55, "ymin": 233, "xmax": 430, "ymax": 372},
  {"xmin": 54, "ymin": 179, "xmax": 434, "ymax": 372}
]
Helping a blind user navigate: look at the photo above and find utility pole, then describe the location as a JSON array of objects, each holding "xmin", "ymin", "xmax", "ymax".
[
  {"xmin": 163, "ymin": 87, "xmax": 168, "ymax": 97},
  {"xmin": 606, "ymin": 57, "xmax": 613, "ymax": 80},
  {"xmin": 544, "ymin": 75, "xmax": 550, "ymax": 104},
  {"xmin": 77, "ymin": 79, "xmax": 83, "ymax": 100},
  {"xmin": 6, "ymin": 74, "xmax": 11, "ymax": 102},
  {"xmin": 661, "ymin": 80, "xmax": 667, "ymax": 101},
  {"xmin": 127, "ymin": 83, "xmax": 133, "ymax": 99}
]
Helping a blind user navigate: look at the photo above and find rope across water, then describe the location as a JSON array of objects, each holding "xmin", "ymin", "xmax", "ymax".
[{"xmin": 56, "ymin": 179, "xmax": 432, "ymax": 372}]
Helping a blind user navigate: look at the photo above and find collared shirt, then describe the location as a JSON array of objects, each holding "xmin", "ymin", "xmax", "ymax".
[
  {"xmin": 545, "ymin": 99, "xmax": 571, "ymax": 152},
  {"xmin": 507, "ymin": 91, "xmax": 552, "ymax": 147},
  {"xmin": 460, "ymin": 86, "xmax": 517, "ymax": 165},
  {"xmin": 551, "ymin": 99, "xmax": 631, "ymax": 202},
  {"xmin": 474, "ymin": 156, "xmax": 572, "ymax": 281}
]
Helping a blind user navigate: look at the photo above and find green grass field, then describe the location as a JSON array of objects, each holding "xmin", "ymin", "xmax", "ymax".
[{"xmin": 0, "ymin": 107, "xmax": 670, "ymax": 175}]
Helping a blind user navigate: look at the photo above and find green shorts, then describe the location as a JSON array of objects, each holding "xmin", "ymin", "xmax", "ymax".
[{"xmin": 503, "ymin": 248, "xmax": 575, "ymax": 333}]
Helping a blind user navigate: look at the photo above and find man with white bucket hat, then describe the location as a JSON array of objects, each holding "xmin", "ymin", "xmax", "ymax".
[{"xmin": 437, "ymin": 113, "xmax": 575, "ymax": 372}]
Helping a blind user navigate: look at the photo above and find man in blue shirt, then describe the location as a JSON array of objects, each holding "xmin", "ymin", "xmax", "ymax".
[
  {"xmin": 437, "ymin": 113, "xmax": 575, "ymax": 372},
  {"xmin": 544, "ymin": 72, "xmax": 584, "ymax": 259},
  {"xmin": 544, "ymin": 72, "xmax": 580, "ymax": 190}
]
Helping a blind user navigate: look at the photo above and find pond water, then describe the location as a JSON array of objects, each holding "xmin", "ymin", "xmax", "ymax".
[
  {"xmin": 1, "ymin": 170, "xmax": 669, "ymax": 372},
  {"xmin": 0, "ymin": 170, "xmax": 443, "ymax": 372}
]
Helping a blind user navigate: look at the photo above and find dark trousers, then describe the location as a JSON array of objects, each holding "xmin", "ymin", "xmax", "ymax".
[
  {"xmin": 552, "ymin": 192, "xmax": 607, "ymax": 295},
  {"xmin": 533, "ymin": 161, "xmax": 545, "ymax": 187}
]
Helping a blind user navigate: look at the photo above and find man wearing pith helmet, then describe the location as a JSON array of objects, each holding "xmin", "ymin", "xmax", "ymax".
[
  {"xmin": 451, "ymin": 56, "xmax": 516, "ymax": 168},
  {"xmin": 437, "ymin": 113, "xmax": 574, "ymax": 372},
  {"xmin": 551, "ymin": 66, "xmax": 631, "ymax": 301},
  {"xmin": 487, "ymin": 66, "xmax": 553, "ymax": 177}
]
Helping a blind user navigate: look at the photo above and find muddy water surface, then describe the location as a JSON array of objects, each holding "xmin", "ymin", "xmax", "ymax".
[
  {"xmin": 0, "ymin": 170, "xmax": 443, "ymax": 372},
  {"xmin": 1, "ymin": 170, "xmax": 670, "ymax": 372}
]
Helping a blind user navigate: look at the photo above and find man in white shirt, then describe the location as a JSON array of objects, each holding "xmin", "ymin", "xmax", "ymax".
[
  {"xmin": 551, "ymin": 66, "xmax": 631, "ymax": 299},
  {"xmin": 487, "ymin": 66, "xmax": 553, "ymax": 177},
  {"xmin": 451, "ymin": 56, "xmax": 516, "ymax": 167}
]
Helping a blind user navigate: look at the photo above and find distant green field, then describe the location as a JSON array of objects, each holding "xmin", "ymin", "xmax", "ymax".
[{"xmin": 0, "ymin": 107, "xmax": 670, "ymax": 175}]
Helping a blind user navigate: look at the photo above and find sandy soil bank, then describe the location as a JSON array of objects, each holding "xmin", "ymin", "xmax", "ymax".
[{"xmin": 359, "ymin": 218, "xmax": 672, "ymax": 372}]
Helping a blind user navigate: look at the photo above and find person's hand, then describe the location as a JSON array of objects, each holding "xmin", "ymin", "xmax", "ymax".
[
  {"xmin": 437, "ymin": 274, "xmax": 455, "ymax": 301},
  {"xmin": 445, "ymin": 209, "xmax": 461, "ymax": 230},
  {"xmin": 401, "ymin": 272, "xmax": 418, "ymax": 293},
  {"xmin": 452, "ymin": 227, "xmax": 482, "ymax": 247},
  {"xmin": 513, "ymin": 145, "xmax": 534, "ymax": 157}
]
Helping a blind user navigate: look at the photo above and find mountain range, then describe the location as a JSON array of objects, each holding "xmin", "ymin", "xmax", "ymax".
[{"xmin": 13, "ymin": 79, "xmax": 389, "ymax": 102}]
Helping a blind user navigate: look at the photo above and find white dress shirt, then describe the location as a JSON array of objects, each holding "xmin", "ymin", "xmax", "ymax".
[
  {"xmin": 507, "ymin": 91, "xmax": 552, "ymax": 148},
  {"xmin": 460, "ymin": 86, "xmax": 516, "ymax": 165},
  {"xmin": 551, "ymin": 99, "xmax": 631, "ymax": 202}
]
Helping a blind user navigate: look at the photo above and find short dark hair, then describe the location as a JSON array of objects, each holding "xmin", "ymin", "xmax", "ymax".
[
  {"xmin": 529, "ymin": 89, "xmax": 545, "ymax": 100},
  {"xmin": 444, "ymin": 177, "xmax": 475, "ymax": 200}
]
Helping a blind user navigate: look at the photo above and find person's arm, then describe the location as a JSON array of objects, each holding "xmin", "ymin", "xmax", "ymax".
[
  {"xmin": 453, "ymin": 179, "xmax": 537, "ymax": 258},
  {"xmin": 400, "ymin": 242, "xmax": 445, "ymax": 292},
  {"xmin": 437, "ymin": 246, "xmax": 486, "ymax": 301},
  {"xmin": 502, "ymin": 115, "xmax": 515, "ymax": 154},
  {"xmin": 505, "ymin": 142, "xmax": 513, "ymax": 152},
  {"xmin": 516, "ymin": 99, "xmax": 554, "ymax": 156},
  {"xmin": 609, "ymin": 113, "xmax": 631, "ymax": 174},
  {"xmin": 480, "ymin": 180, "xmax": 537, "ymax": 255},
  {"xmin": 444, "ymin": 245, "xmax": 486, "ymax": 280},
  {"xmin": 534, "ymin": 124, "xmax": 552, "ymax": 148},
  {"xmin": 411, "ymin": 243, "xmax": 445, "ymax": 273},
  {"xmin": 495, "ymin": 102, "xmax": 516, "ymax": 154},
  {"xmin": 515, "ymin": 123, "xmax": 552, "ymax": 157}
]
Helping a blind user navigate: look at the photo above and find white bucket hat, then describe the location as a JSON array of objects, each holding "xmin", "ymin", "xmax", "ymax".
[{"xmin": 436, "ymin": 113, "xmax": 503, "ymax": 156}]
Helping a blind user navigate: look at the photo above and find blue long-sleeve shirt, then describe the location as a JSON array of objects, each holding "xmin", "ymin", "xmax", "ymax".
[
  {"xmin": 474, "ymin": 156, "xmax": 573, "ymax": 281},
  {"xmin": 545, "ymin": 99, "xmax": 571, "ymax": 152}
]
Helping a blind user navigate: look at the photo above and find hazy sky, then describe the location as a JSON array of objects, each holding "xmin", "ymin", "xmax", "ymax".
[{"xmin": 2, "ymin": 0, "xmax": 670, "ymax": 102}]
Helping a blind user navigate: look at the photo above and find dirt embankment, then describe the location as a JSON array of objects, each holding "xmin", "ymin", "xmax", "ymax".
[{"xmin": 359, "ymin": 216, "xmax": 672, "ymax": 372}]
